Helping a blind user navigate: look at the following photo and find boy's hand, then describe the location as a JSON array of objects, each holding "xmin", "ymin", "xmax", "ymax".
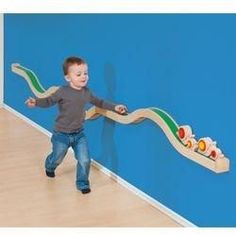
[
  {"xmin": 25, "ymin": 97, "xmax": 36, "ymax": 108},
  {"xmin": 115, "ymin": 105, "xmax": 128, "ymax": 115}
]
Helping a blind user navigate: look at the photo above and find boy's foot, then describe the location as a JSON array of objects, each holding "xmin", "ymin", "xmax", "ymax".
[
  {"xmin": 81, "ymin": 188, "xmax": 91, "ymax": 194},
  {"xmin": 46, "ymin": 170, "xmax": 55, "ymax": 178}
]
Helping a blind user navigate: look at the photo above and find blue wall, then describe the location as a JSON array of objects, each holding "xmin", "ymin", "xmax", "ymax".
[{"xmin": 4, "ymin": 14, "xmax": 236, "ymax": 226}]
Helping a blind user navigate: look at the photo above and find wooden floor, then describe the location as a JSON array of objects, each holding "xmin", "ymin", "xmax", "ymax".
[{"xmin": 0, "ymin": 108, "xmax": 181, "ymax": 227}]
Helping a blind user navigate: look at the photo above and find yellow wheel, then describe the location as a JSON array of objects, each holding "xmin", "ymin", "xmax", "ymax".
[{"xmin": 198, "ymin": 140, "xmax": 206, "ymax": 152}]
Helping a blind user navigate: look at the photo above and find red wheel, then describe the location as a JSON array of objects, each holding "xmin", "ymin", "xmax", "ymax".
[
  {"xmin": 210, "ymin": 150, "xmax": 217, "ymax": 159},
  {"xmin": 178, "ymin": 127, "xmax": 185, "ymax": 139}
]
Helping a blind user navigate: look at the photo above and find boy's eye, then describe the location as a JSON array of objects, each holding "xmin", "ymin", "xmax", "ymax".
[{"xmin": 77, "ymin": 72, "xmax": 88, "ymax": 76}]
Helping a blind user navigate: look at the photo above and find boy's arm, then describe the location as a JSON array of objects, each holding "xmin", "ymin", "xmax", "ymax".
[
  {"xmin": 35, "ymin": 90, "xmax": 61, "ymax": 108},
  {"xmin": 89, "ymin": 91, "xmax": 116, "ymax": 111}
]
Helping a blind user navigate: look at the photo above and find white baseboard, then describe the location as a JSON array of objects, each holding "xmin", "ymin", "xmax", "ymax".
[
  {"xmin": 3, "ymin": 104, "xmax": 51, "ymax": 137},
  {"xmin": 91, "ymin": 160, "xmax": 196, "ymax": 227},
  {"xmin": 3, "ymin": 103, "xmax": 196, "ymax": 227}
]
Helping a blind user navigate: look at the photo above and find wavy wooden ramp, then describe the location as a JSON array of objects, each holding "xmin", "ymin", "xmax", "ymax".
[
  {"xmin": 86, "ymin": 107, "xmax": 229, "ymax": 173},
  {"xmin": 11, "ymin": 63, "xmax": 59, "ymax": 98},
  {"xmin": 11, "ymin": 63, "xmax": 230, "ymax": 173}
]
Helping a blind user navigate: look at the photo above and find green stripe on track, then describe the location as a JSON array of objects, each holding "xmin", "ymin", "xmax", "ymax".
[
  {"xmin": 151, "ymin": 108, "xmax": 179, "ymax": 139},
  {"xmin": 16, "ymin": 66, "xmax": 45, "ymax": 93}
]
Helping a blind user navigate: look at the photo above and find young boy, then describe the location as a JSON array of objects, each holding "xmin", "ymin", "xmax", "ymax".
[{"xmin": 25, "ymin": 56, "xmax": 127, "ymax": 194}]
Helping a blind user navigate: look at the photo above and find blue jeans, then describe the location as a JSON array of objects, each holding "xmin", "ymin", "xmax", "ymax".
[{"xmin": 45, "ymin": 129, "xmax": 91, "ymax": 190}]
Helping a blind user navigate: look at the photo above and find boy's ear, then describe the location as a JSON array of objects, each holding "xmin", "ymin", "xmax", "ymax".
[{"xmin": 64, "ymin": 75, "xmax": 70, "ymax": 82}]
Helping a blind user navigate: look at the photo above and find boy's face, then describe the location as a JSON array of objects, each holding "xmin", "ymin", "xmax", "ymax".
[{"xmin": 66, "ymin": 63, "xmax": 89, "ymax": 89}]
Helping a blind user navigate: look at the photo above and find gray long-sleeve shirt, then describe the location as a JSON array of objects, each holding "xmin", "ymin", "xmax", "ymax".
[{"xmin": 35, "ymin": 85, "xmax": 116, "ymax": 133}]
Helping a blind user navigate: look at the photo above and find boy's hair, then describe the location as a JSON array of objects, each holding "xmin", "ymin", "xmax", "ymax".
[{"xmin": 63, "ymin": 56, "xmax": 86, "ymax": 75}]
